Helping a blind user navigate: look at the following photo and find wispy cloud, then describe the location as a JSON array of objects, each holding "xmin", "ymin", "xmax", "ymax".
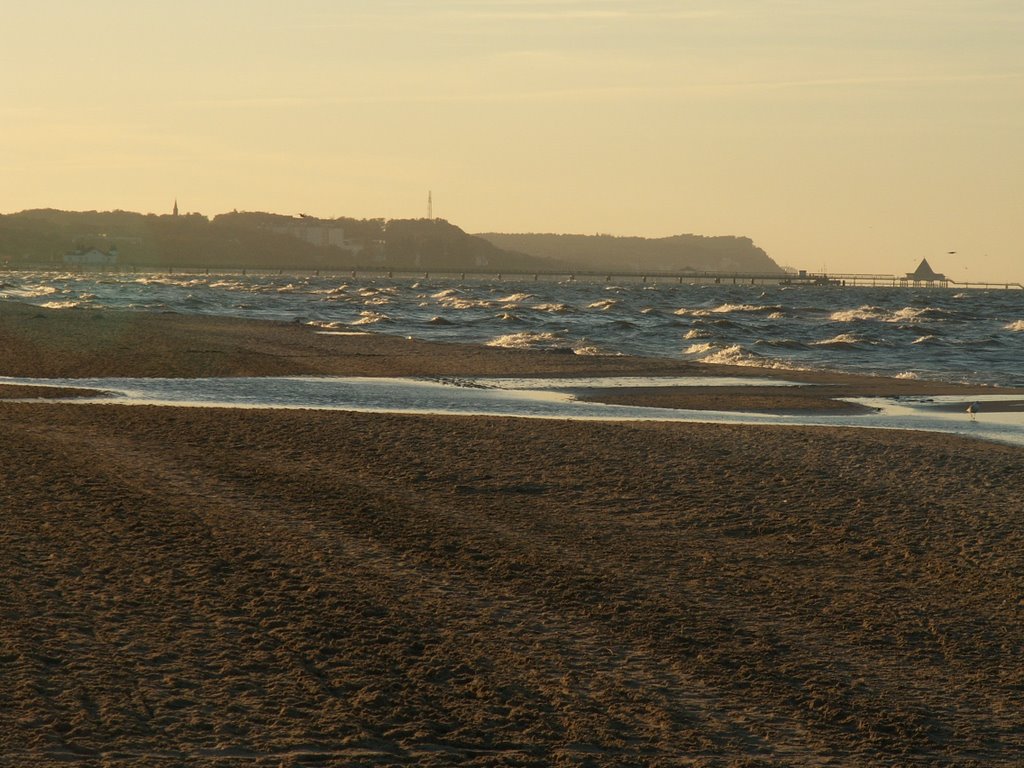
[
  {"xmin": 452, "ymin": 8, "xmax": 721, "ymax": 21},
  {"xmin": 736, "ymin": 70, "xmax": 1024, "ymax": 91},
  {"xmin": 170, "ymin": 67, "xmax": 1024, "ymax": 113}
]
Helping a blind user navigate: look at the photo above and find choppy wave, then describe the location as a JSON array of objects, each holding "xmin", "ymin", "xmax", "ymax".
[
  {"xmin": 3, "ymin": 270, "xmax": 1022, "ymax": 386},
  {"xmin": 830, "ymin": 305, "xmax": 957, "ymax": 324},
  {"xmin": 755, "ymin": 338, "xmax": 808, "ymax": 350},
  {"xmin": 890, "ymin": 306, "xmax": 956, "ymax": 322},
  {"xmin": 813, "ymin": 333, "xmax": 871, "ymax": 348}
]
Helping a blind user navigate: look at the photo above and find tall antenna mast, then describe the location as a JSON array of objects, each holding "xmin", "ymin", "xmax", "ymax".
[{"xmin": 428, "ymin": 190, "xmax": 433, "ymax": 220}]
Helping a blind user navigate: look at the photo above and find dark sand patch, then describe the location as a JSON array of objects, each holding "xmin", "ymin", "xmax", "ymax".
[
  {"xmin": 0, "ymin": 384, "xmax": 110, "ymax": 400},
  {"xmin": 573, "ymin": 385, "xmax": 878, "ymax": 414}
]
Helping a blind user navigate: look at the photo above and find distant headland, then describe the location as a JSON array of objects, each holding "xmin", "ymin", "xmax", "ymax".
[{"xmin": 0, "ymin": 208, "xmax": 784, "ymax": 276}]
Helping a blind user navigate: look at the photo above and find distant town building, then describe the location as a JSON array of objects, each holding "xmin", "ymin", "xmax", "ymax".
[
  {"xmin": 63, "ymin": 246, "xmax": 119, "ymax": 266},
  {"xmin": 173, "ymin": 199, "xmax": 179, "ymax": 217},
  {"xmin": 901, "ymin": 258, "xmax": 948, "ymax": 288},
  {"xmin": 270, "ymin": 217, "xmax": 352, "ymax": 250}
]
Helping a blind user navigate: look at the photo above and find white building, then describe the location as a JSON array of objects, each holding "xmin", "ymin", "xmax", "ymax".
[
  {"xmin": 271, "ymin": 219, "xmax": 346, "ymax": 249},
  {"xmin": 63, "ymin": 246, "xmax": 118, "ymax": 266}
]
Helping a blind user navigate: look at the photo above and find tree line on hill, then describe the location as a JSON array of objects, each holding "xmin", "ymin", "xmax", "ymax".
[{"xmin": 0, "ymin": 209, "xmax": 783, "ymax": 275}]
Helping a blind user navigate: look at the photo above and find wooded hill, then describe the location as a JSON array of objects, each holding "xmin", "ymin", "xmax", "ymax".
[
  {"xmin": 0, "ymin": 209, "xmax": 782, "ymax": 275},
  {"xmin": 0, "ymin": 210, "xmax": 553, "ymax": 272},
  {"xmin": 474, "ymin": 232, "xmax": 784, "ymax": 275}
]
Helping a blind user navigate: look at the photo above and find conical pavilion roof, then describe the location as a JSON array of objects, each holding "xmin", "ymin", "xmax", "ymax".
[{"xmin": 908, "ymin": 258, "xmax": 944, "ymax": 280}]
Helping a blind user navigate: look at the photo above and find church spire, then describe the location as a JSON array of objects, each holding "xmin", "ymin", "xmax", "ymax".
[{"xmin": 173, "ymin": 199, "xmax": 179, "ymax": 217}]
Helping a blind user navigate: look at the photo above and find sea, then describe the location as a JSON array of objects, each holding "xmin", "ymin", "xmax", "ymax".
[{"xmin": 3, "ymin": 270, "xmax": 1024, "ymax": 388}]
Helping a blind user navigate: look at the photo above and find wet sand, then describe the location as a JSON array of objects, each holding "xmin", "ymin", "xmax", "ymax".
[{"xmin": 2, "ymin": 303, "xmax": 1024, "ymax": 766}]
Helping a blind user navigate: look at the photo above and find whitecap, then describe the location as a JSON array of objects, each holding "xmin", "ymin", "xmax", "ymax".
[
  {"xmin": 696, "ymin": 345, "xmax": 802, "ymax": 370},
  {"xmin": 40, "ymin": 300, "xmax": 90, "ymax": 310},
  {"xmin": 351, "ymin": 310, "xmax": 390, "ymax": 326},
  {"xmin": 1005, "ymin": 320, "xmax": 1024, "ymax": 332},
  {"xmin": 710, "ymin": 302, "xmax": 783, "ymax": 314},
  {"xmin": 812, "ymin": 333, "xmax": 865, "ymax": 347},
  {"xmin": 572, "ymin": 345, "xmax": 611, "ymax": 356},
  {"xmin": 587, "ymin": 299, "xmax": 619, "ymax": 311},
  {"xmin": 496, "ymin": 292, "xmax": 535, "ymax": 303},
  {"xmin": 440, "ymin": 298, "xmax": 494, "ymax": 310},
  {"xmin": 432, "ymin": 288, "xmax": 461, "ymax": 299},
  {"xmin": 683, "ymin": 342, "xmax": 718, "ymax": 355},
  {"xmin": 16, "ymin": 285, "xmax": 60, "ymax": 298},
  {"xmin": 486, "ymin": 331, "xmax": 565, "ymax": 349},
  {"xmin": 829, "ymin": 306, "xmax": 885, "ymax": 322},
  {"xmin": 889, "ymin": 306, "xmax": 953, "ymax": 322},
  {"xmin": 306, "ymin": 320, "xmax": 345, "ymax": 329}
]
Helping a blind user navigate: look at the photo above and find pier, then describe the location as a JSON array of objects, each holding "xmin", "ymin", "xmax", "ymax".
[
  {"xmin": 333, "ymin": 268, "xmax": 1024, "ymax": 290},
  {"xmin": 17, "ymin": 262, "xmax": 1024, "ymax": 289}
]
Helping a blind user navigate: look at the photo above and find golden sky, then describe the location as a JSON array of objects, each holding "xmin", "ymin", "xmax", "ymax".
[{"xmin": 3, "ymin": 1, "xmax": 1022, "ymax": 281}]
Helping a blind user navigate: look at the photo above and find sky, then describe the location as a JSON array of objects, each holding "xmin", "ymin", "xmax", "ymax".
[{"xmin": 2, "ymin": 0, "xmax": 1023, "ymax": 281}]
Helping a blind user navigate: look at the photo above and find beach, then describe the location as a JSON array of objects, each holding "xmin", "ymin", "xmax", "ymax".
[{"xmin": 2, "ymin": 304, "xmax": 1024, "ymax": 766}]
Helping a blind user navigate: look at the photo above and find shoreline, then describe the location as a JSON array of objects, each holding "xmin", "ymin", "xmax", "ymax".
[{"xmin": 2, "ymin": 301, "xmax": 1021, "ymax": 414}]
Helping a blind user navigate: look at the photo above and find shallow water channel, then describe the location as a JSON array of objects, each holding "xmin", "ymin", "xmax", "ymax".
[{"xmin": 4, "ymin": 375, "xmax": 1024, "ymax": 447}]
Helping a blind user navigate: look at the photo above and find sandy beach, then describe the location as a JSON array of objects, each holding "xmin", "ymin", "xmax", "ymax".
[{"xmin": 2, "ymin": 303, "xmax": 1023, "ymax": 766}]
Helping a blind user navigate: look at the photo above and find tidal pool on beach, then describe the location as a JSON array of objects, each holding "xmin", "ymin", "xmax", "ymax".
[{"xmin": 2, "ymin": 374, "xmax": 1024, "ymax": 447}]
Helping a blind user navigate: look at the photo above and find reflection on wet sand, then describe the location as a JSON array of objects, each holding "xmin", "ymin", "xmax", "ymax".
[{"xmin": 4, "ymin": 375, "xmax": 1024, "ymax": 447}]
